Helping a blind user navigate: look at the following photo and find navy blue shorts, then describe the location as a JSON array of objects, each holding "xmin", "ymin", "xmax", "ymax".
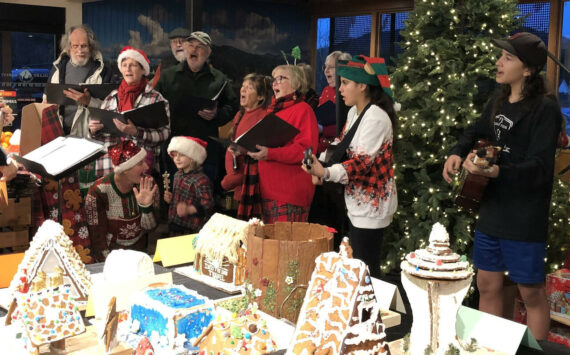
[{"xmin": 473, "ymin": 230, "xmax": 546, "ymax": 284}]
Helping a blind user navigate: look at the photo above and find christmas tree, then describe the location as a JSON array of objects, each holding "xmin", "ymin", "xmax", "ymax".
[{"xmin": 383, "ymin": 0, "xmax": 569, "ymax": 274}]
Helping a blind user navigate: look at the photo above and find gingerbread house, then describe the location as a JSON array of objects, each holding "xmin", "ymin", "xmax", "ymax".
[
  {"xmin": 246, "ymin": 221, "xmax": 334, "ymax": 323},
  {"xmin": 8, "ymin": 220, "xmax": 92, "ymax": 306},
  {"xmin": 18, "ymin": 284, "xmax": 86, "ymax": 353},
  {"xmin": 193, "ymin": 213, "xmax": 252, "ymax": 286},
  {"xmin": 287, "ymin": 250, "xmax": 390, "ymax": 354}
]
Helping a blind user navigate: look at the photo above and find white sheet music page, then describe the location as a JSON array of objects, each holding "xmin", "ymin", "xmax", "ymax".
[{"xmin": 23, "ymin": 136, "xmax": 103, "ymax": 176}]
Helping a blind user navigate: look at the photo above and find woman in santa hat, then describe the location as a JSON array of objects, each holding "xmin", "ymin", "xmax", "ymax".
[{"xmin": 82, "ymin": 46, "xmax": 170, "ymax": 194}]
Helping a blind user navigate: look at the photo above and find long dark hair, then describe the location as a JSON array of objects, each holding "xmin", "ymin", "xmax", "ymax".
[
  {"xmin": 491, "ymin": 64, "xmax": 547, "ymax": 121},
  {"xmin": 366, "ymin": 85, "xmax": 398, "ymax": 134}
]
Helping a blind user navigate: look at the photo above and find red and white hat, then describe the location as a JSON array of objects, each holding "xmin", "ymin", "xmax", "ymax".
[
  {"xmin": 108, "ymin": 140, "xmax": 147, "ymax": 174},
  {"xmin": 167, "ymin": 136, "xmax": 207, "ymax": 165},
  {"xmin": 117, "ymin": 46, "xmax": 150, "ymax": 76}
]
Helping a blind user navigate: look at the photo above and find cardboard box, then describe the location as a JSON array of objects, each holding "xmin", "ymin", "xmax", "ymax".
[
  {"xmin": 0, "ymin": 227, "xmax": 29, "ymax": 249},
  {"xmin": 546, "ymin": 269, "xmax": 570, "ymax": 321},
  {"xmin": 0, "ymin": 196, "xmax": 31, "ymax": 226},
  {"xmin": 20, "ymin": 102, "xmax": 53, "ymax": 156}
]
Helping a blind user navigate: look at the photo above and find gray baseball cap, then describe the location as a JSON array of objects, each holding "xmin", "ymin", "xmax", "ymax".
[
  {"xmin": 187, "ymin": 31, "xmax": 212, "ymax": 47},
  {"xmin": 169, "ymin": 27, "xmax": 191, "ymax": 39}
]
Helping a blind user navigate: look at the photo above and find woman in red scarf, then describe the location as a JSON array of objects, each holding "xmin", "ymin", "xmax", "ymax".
[
  {"xmin": 244, "ymin": 65, "xmax": 319, "ymax": 223},
  {"xmin": 221, "ymin": 74, "xmax": 272, "ymax": 202},
  {"xmin": 84, "ymin": 46, "xmax": 170, "ymax": 192}
]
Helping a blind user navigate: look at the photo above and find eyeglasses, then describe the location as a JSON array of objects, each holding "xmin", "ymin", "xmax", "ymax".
[
  {"xmin": 272, "ymin": 75, "xmax": 289, "ymax": 84},
  {"xmin": 71, "ymin": 44, "xmax": 89, "ymax": 50},
  {"xmin": 170, "ymin": 38, "xmax": 186, "ymax": 45}
]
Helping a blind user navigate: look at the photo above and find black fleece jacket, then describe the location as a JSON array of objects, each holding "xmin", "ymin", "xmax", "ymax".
[{"xmin": 450, "ymin": 94, "xmax": 562, "ymax": 242}]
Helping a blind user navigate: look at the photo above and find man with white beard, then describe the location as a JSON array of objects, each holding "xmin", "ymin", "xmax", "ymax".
[
  {"xmin": 151, "ymin": 27, "xmax": 191, "ymax": 87},
  {"xmin": 45, "ymin": 24, "xmax": 113, "ymax": 136}
]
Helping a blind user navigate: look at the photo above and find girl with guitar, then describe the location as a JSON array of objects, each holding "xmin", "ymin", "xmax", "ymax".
[
  {"xmin": 302, "ymin": 55, "xmax": 398, "ymax": 278},
  {"xmin": 442, "ymin": 33, "xmax": 562, "ymax": 341}
]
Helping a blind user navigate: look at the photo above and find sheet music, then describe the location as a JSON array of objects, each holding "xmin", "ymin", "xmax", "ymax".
[{"xmin": 23, "ymin": 137, "xmax": 104, "ymax": 176}]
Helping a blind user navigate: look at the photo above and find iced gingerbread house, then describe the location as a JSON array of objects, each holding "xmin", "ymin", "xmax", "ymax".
[
  {"xmin": 17, "ymin": 284, "xmax": 86, "ymax": 354},
  {"xmin": 247, "ymin": 221, "xmax": 334, "ymax": 323},
  {"xmin": 8, "ymin": 220, "xmax": 92, "ymax": 308},
  {"xmin": 193, "ymin": 213, "xmax": 251, "ymax": 287},
  {"xmin": 287, "ymin": 242, "xmax": 390, "ymax": 355},
  {"xmin": 400, "ymin": 223, "xmax": 473, "ymax": 354}
]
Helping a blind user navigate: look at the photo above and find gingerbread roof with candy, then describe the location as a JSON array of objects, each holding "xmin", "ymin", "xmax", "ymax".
[{"xmin": 8, "ymin": 220, "xmax": 92, "ymax": 305}]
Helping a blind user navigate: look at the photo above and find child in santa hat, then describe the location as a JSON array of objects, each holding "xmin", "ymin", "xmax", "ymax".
[{"xmin": 165, "ymin": 136, "xmax": 214, "ymax": 235}]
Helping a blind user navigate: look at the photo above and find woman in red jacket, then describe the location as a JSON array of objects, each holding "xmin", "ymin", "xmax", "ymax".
[
  {"xmin": 246, "ymin": 65, "xmax": 319, "ymax": 223},
  {"xmin": 221, "ymin": 74, "xmax": 272, "ymax": 201}
]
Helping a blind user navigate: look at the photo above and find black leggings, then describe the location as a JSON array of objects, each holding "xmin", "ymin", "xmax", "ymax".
[{"xmin": 348, "ymin": 220, "xmax": 384, "ymax": 279}]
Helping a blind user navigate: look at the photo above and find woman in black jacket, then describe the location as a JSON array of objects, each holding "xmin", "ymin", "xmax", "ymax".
[{"xmin": 443, "ymin": 32, "xmax": 562, "ymax": 341}]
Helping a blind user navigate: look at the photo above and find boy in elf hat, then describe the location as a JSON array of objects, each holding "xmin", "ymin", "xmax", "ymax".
[
  {"xmin": 165, "ymin": 136, "xmax": 214, "ymax": 235},
  {"xmin": 84, "ymin": 140, "xmax": 159, "ymax": 262}
]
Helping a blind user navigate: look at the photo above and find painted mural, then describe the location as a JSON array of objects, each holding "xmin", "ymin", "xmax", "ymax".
[{"xmin": 82, "ymin": 0, "xmax": 311, "ymax": 83}]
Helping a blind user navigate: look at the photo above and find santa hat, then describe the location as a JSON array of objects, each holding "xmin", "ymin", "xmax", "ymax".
[
  {"xmin": 108, "ymin": 140, "xmax": 147, "ymax": 174},
  {"xmin": 117, "ymin": 46, "xmax": 150, "ymax": 76},
  {"xmin": 167, "ymin": 136, "xmax": 207, "ymax": 165}
]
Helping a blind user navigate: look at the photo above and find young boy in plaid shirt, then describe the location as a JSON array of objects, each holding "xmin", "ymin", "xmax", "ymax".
[{"xmin": 164, "ymin": 136, "xmax": 214, "ymax": 236}]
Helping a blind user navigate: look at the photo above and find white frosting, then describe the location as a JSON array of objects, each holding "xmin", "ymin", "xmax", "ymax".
[
  {"xmin": 129, "ymin": 285, "xmax": 212, "ymax": 346},
  {"xmin": 402, "ymin": 223, "xmax": 473, "ymax": 280},
  {"xmin": 196, "ymin": 213, "xmax": 250, "ymax": 263},
  {"xmin": 287, "ymin": 252, "xmax": 389, "ymax": 354},
  {"xmin": 8, "ymin": 220, "xmax": 92, "ymax": 304},
  {"xmin": 103, "ymin": 249, "xmax": 154, "ymax": 283},
  {"xmin": 428, "ymin": 222, "xmax": 449, "ymax": 244}
]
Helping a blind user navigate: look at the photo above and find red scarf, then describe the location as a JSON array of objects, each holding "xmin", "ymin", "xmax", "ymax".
[
  {"xmin": 267, "ymin": 91, "xmax": 304, "ymax": 114},
  {"xmin": 117, "ymin": 78, "xmax": 148, "ymax": 112},
  {"xmin": 237, "ymin": 91, "xmax": 304, "ymax": 221}
]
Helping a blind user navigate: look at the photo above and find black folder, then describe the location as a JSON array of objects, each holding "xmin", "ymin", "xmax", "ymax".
[
  {"xmin": 314, "ymin": 101, "xmax": 336, "ymax": 126},
  {"xmin": 45, "ymin": 83, "xmax": 118, "ymax": 105},
  {"xmin": 88, "ymin": 102, "xmax": 169, "ymax": 136},
  {"xmin": 176, "ymin": 81, "xmax": 228, "ymax": 115},
  {"xmin": 14, "ymin": 136, "xmax": 105, "ymax": 180},
  {"xmin": 210, "ymin": 113, "xmax": 300, "ymax": 152}
]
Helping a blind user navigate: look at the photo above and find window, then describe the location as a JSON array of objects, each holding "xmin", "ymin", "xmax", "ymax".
[
  {"xmin": 380, "ymin": 12, "xmax": 409, "ymax": 68},
  {"xmin": 315, "ymin": 15, "xmax": 372, "ymax": 93},
  {"xmin": 516, "ymin": 3, "xmax": 550, "ymax": 46}
]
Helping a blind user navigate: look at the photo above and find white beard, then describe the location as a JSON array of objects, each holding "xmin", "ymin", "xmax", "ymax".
[
  {"xmin": 70, "ymin": 56, "xmax": 89, "ymax": 67},
  {"xmin": 173, "ymin": 51, "xmax": 186, "ymax": 63}
]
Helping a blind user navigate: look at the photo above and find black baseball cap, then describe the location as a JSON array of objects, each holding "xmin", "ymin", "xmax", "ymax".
[
  {"xmin": 492, "ymin": 32, "xmax": 547, "ymax": 68},
  {"xmin": 168, "ymin": 27, "xmax": 191, "ymax": 40}
]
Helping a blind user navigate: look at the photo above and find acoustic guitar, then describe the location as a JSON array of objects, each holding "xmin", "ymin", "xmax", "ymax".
[{"xmin": 454, "ymin": 139, "xmax": 501, "ymax": 211}]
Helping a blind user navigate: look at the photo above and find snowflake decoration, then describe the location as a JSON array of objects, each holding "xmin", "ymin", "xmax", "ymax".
[
  {"xmin": 77, "ymin": 226, "xmax": 89, "ymax": 240},
  {"xmin": 119, "ymin": 223, "xmax": 140, "ymax": 239},
  {"xmin": 74, "ymin": 213, "xmax": 81, "ymax": 222},
  {"xmin": 49, "ymin": 208, "xmax": 59, "ymax": 219},
  {"xmin": 68, "ymin": 176, "xmax": 75, "ymax": 183}
]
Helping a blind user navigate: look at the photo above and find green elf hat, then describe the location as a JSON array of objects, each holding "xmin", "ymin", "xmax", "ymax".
[{"xmin": 337, "ymin": 55, "xmax": 393, "ymax": 99}]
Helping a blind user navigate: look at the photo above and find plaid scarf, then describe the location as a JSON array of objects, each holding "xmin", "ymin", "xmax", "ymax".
[{"xmin": 237, "ymin": 92, "xmax": 303, "ymax": 220}]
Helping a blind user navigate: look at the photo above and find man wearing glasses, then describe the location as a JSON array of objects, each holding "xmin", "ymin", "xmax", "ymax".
[
  {"xmin": 151, "ymin": 27, "xmax": 192, "ymax": 87},
  {"xmin": 44, "ymin": 25, "xmax": 113, "ymax": 136},
  {"xmin": 155, "ymin": 31, "xmax": 238, "ymax": 188}
]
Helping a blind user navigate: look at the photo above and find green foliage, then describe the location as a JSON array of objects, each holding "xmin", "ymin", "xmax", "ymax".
[
  {"xmin": 262, "ymin": 281, "xmax": 277, "ymax": 313},
  {"xmin": 444, "ymin": 344, "xmax": 460, "ymax": 355},
  {"xmin": 291, "ymin": 46, "xmax": 302, "ymax": 64},
  {"xmin": 383, "ymin": 0, "xmax": 525, "ymax": 274},
  {"xmin": 547, "ymin": 175, "xmax": 570, "ymax": 272}
]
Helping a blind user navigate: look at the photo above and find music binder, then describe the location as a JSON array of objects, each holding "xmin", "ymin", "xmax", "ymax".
[
  {"xmin": 210, "ymin": 113, "xmax": 300, "ymax": 152},
  {"xmin": 14, "ymin": 136, "xmax": 105, "ymax": 180},
  {"xmin": 88, "ymin": 101, "xmax": 169, "ymax": 136},
  {"xmin": 314, "ymin": 101, "xmax": 336, "ymax": 126},
  {"xmin": 45, "ymin": 83, "xmax": 119, "ymax": 105},
  {"xmin": 176, "ymin": 81, "xmax": 228, "ymax": 115}
]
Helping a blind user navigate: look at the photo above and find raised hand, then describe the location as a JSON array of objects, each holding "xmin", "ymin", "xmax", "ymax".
[{"xmin": 133, "ymin": 176, "xmax": 157, "ymax": 206}]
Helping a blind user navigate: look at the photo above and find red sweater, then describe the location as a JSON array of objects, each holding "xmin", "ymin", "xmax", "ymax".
[
  {"xmin": 221, "ymin": 107, "xmax": 267, "ymax": 200},
  {"xmin": 259, "ymin": 101, "xmax": 319, "ymax": 207}
]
